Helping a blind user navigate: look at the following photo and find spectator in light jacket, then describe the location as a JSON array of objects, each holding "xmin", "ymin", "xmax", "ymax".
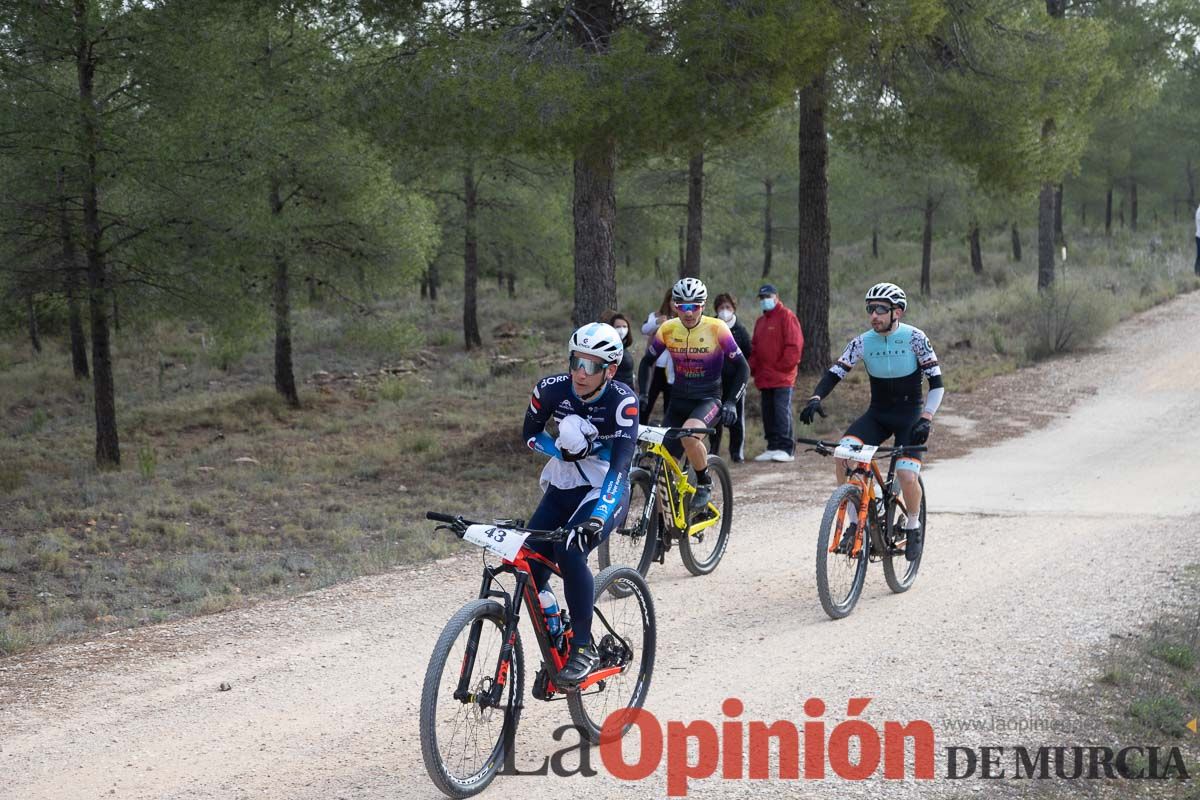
[
  {"xmin": 638, "ymin": 289, "xmax": 675, "ymax": 424},
  {"xmin": 749, "ymin": 284, "xmax": 804, "ymax": 462}
]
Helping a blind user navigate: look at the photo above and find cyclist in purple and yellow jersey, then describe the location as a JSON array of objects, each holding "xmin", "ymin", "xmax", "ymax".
[{"xmin": 638, "ymin": 277, "xmax": 749, "ymax": 512}]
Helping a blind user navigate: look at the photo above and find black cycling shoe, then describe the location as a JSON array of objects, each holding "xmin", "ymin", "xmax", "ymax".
[
  {"xmin": 690, "ymin": 483, "xmax": 713, "ymax": 512},
  {"xmin": 558, "ymin": 642, "xmax": 599, "ymax": 686},
  {"xmin": 903, "ymin": 523, "xmax": 923, "ymax": 562}
]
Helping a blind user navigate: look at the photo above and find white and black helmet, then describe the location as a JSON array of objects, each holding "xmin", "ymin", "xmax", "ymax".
[
  {"xmin": 865, "ymin": 282, "xmax": 907, "ymax": 311},
  {"xmin": 568, "ymin": 322, "xmax": 624, "ymax": 365},
  {"xmin": 672, "ymin": 277, "xmax": 708, "ymax": 304}
]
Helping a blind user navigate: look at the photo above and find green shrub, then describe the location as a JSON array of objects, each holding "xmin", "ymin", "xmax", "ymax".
[{"xmin": 1022, "ymin": 283, "xmax": 1119, "ymax": 360}]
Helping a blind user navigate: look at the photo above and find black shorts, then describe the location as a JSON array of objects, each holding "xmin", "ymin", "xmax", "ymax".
[
  {"xmin": 662, "ymin": 396, "xmax": 721, "ymax": 429},
  {"xmin": 842, "ymin": 404, "xmax": 926, "ymax": 471}
]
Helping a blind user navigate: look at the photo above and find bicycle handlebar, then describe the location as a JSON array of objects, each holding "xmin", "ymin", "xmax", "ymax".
[
  {"xmin": 425, "ymin": 511, "xmax": 567, "ymax": 543},
  {"xmin": 795, "ymin": 437, "xmax": 928, "ymax": 457}
]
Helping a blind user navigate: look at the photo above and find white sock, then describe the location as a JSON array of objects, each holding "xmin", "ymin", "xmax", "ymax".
[{"xmin": 902, "ymin": 510, "xmax": 920, "ymax": 529}]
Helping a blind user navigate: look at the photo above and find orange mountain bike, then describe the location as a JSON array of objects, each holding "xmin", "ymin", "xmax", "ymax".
[
  {"xmin": 796, "ymin": 438, "xmax": 927, "ymax": 620},
  {"xmin": 419, "ymin": 512, "xmax": 655, "ymax": 798}
]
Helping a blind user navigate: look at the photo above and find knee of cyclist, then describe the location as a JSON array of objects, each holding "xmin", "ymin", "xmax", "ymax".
[{"xmin": 896, "ymin": 462, "xmax": 921, "ymax": 482}]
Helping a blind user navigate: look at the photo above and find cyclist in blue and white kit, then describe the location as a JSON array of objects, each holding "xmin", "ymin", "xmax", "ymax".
[
  {"xmin": 798, "ymin": 282, "xmax": 944, "ymax": 562},
  {"xmin": 523, "ymin": 322, "xmax": 639, "ymax": 684}
]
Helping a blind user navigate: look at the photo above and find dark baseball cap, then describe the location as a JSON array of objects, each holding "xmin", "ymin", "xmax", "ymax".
[{"xmin": 757, "ymin": 284, "xmax": 778, "ymax": 297}]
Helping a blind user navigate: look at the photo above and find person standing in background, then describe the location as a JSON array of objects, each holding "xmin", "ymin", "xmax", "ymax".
[
  {"xmin": 600, "ymin": 310, "xmax": 636, "ymax": 387},
  {"xmin": 749, "ymin": 284, "xmax": 804, "ymax": 463},
  {"xmin": 1194, "ymin": 202, "xmax": 1199, "ymax": 275},
  {"xmin": 638, "ymin": 289, "xmax": 675, "ymax": 424},
  {"xmin": 710, "ymin": 292, "xmax": 752, "ymax": 463}
]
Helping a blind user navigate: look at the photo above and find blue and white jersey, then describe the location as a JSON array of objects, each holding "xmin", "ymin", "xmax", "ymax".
[
  {"xmin": 829, "ymin": 323, "xmax": 942, "ymax": 407},
  {"xmin": 522, "ymin": 375, "xmax": 639, "ymax": 525}
]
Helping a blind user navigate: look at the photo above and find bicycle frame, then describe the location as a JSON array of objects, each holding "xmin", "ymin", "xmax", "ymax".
[
  {"xmin": 454, "ymin": 544, "xmax": 624, "ymax": 711},
  {"xmin": 638, "ymin": 440, "xmax": 720, "ymax": 536}
]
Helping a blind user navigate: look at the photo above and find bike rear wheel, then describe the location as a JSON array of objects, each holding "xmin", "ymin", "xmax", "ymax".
[
  {"xmin": 815, "ymin": 483, "xmax": 870, "ymax": 620},
  {"xmin": 678, "ymin": 455, "xmax": 733, "ymax": 576},
  {"xmin": 420, "ymin": 599, "xmax": 522, "ymax": 798},
  {"xmin": 883, "ymin": 476, "xmax": 925, "ymax": 593},
  {"xmin": 566, "ymin": 566, "xmax": 656, "ymax": 744},
  {"xmin": 597, "ymin": 469, "xmax": 658, "ymax": 582}
]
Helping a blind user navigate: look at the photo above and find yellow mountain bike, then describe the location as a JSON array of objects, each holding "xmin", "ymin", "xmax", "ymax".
[{"xmin": 598, "ymin": 425, "xmax": 732, "ymax": 578}]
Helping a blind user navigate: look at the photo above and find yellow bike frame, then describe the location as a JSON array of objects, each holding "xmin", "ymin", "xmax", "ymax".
[{"xmin": 638, "ymin": 439, "xmax": 721, "ymax": 537}]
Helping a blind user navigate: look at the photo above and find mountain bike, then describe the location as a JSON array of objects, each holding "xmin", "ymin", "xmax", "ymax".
[
  {"xmin": 796, "ymin": 438, "xmax": 927, "ymax": 620},
  {"xmin": 419, "ymin": 511, "xmax": 656, "ymax": 799},
  {"xmin": 597, "ymin": 425, "xmax": 732, "ymax": 579}
]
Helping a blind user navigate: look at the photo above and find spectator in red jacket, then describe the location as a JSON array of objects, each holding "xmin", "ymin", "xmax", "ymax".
[{"xmin": 749, "ymin": 284, "xmax": 804, "ymax": 462}]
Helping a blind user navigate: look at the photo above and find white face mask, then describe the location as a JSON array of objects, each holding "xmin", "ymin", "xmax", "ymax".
[
  {"xmin": 717, "ymin": 309, "xmax": 734, "ymax": 323},
  {"xmin": 614, "ymin": 326, "xmax": 628, "ymax": 339}
]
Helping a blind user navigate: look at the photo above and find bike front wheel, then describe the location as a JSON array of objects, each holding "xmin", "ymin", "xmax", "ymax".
[
  {"xmin": 567, "ymin": 565, "xmax": 656, "ymax": 744},
  {"xmin": 420, "ymin": 599, "xmax": 523, "ymax": 798},
  {"xmin": 678, "ymin": 455, "xmax": 733, "ymax": 576},
  {"xmin": 883, "ymin": 476, "xmax": 925, "ymax": 593},
  {"xmin": 815, "ymin": 483, "xmax": 870, "ymax": 620},
  {"xmin": 597, "ymin": 468, "xmax": 659, "ymax": 581}
]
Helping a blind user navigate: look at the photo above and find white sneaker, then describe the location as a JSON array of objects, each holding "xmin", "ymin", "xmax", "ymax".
[
  {"xmin": 754, "ymin": 450, "xmax": 778, "ymax": 462},
  {"xmin": 770, "ymin": 451, "xmax": 795, "ymax": 462}
]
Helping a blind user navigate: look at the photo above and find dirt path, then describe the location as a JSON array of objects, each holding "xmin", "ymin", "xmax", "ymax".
[{"xmin": 2, "ymin": 297, "xmax": 1197, "ymax": 799}]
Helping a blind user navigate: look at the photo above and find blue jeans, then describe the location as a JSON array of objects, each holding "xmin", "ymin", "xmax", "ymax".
[{"xmin": 760, "ymin": 387, "xmax": 794, "ymax": 455}]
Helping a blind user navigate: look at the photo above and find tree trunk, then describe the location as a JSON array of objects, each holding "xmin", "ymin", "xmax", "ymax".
[
  {"xmin": 420, "ymin": 275, "xmax": 428, "ymax": 299},
  {"xmin": 269, "ymin": 180, "xmax": 299, "ymax": 408},
  {"xmin": 1187, "ymin": 157, "xmax": 1196, "ymax": 212},
  {"xmin": 1105, "ymin": 185, "xmax": 1113, "ymax": 237},
  {"xmin": 463, "ymin": 163, "xmax": 482, "ymax": 349},
  {"xmin": 572, "ymin": 137, "xmax": 618, "ymax": 327},
  {"xmin": 1053, "ymin": 182, "xmax": 1064, "ymax": 250},
  {"xmin": 1119, "ymin": 196, "xmax": 1125, "ymax": 228},
  {"xmin": 75, "ymin": 0, "xmax": 119, "ymax": 468},
  {"xmin": 1037, "ymin": 181, "xmax": 1056, "ymax": 291},
  {"xmin": 1011, "ymin": 222, "xmax": 1022, "ymax": 261},
  {"xmin": 762, "ymin": 177, "xmax": 773, "ymax": 278},
  {"xmin": 429, "ymin": 261, "xmax": 439, "ymax": 301},
  {"xmin": 677, "ymin": 224, "xmax": 685, "ymax": 277},
  {"xmin": 871, "ymin": 226, "xmax": 879, "ymax": 259},
  {"xmin": 1130, "ymin": 179, "xmax": 1139, "ymax": 233},
  {"xmin": 507, "ymin": 273, "xmax": 515, "ymax": 298},
  {"xmin": 969, "ymin": 220, "xmax": 983, "ymax": 276},
  {"xmin": 59, "ymin": 167, "xmax": 89, "ymax": 379},
  {"xmin": 1080, "ymin": 202, "xmax": 1086, "ymax": 228},
  {"xmin": 920, "ymin": 193, "xmax": 934, "ymax": 296},
  {"xmin": 683, "ymin": 149, "xmax": 703, "ymax": 278},
  {"xmin": 27, "ymin": 292, "xmax": 41, "ymax": 354},
  {"xmin": 796, "ymin": 70, "xmax": 831, "ymax": 374}
]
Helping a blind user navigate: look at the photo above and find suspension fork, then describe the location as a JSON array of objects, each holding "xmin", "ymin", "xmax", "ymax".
[{"xmin": 455, "ymin": 566, "xmax": 524, "ymax": 708}]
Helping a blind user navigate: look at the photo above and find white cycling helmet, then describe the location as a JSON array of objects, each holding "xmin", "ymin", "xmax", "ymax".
[
  {"xmin": 672, "ymin": 277, "xmax": 708, "ymax": 304},
  {"xmin": 568, "ymin": 322, "xmax": 624, "ymax": 365},
  {"xmin": 864, "ymin": 282, "xmax": 907, "ymax": 311}
]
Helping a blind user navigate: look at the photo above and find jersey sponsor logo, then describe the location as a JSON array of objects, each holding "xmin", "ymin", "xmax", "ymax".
[
  {"xmin": 526, "ymin": 436, "xmax": 537, "ymax": 450},
  {"xmin": 542, "ymin": 374, "xmax": 570, "ymax": 386},
  {"xmin": 616, "ymin": 396, "xmax": 637, "ymax": 427},
  {"xmin": 602, "ymin": 492, "xmax": 617, "ymax": 505}
]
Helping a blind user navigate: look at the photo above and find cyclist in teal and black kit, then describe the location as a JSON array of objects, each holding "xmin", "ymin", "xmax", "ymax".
[{"xmin": 798, "ymin": 282, "xmax": 944, "ymax": 561}]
